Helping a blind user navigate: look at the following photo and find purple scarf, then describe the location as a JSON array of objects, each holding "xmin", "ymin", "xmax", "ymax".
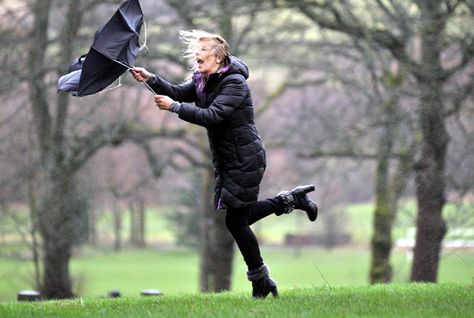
[{"xmin": 195, "ymin": 64, "xmax": 231, "ymax": 104}]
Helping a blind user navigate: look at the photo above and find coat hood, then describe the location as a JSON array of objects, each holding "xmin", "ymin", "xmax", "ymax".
[{"xmin": 225, "ymin": 56, "xmax": 249, "ymax": 79}]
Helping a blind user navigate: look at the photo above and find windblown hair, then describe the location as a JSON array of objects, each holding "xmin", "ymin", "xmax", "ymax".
[{"xmin": 180, "ymin": 30, "xmax": 230, "ymax": 73}]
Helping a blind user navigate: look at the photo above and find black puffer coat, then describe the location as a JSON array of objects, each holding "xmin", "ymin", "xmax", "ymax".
[{"xmin": 148, "ymin": 56, "xmax": 266, "ymax": 209}]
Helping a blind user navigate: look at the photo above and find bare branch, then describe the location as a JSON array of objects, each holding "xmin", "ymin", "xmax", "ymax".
[
  {"xmin": 164, "ymin": 0, "xmax": 199, "ymax": 29},
  {"xmin": 286, "ymin": 0, "xmax": 421, "ymax": 76},
  {"xmin": 444, "ymin": 36, "xmax": 474, "ymax": 79},
  {"xmin": 138, "ymin": 142, "xmax": 167, "ymax": 178},
  {"xmin": 174, "ymin": 147, "xmax": 210, "ymax": 168},
  {"xmin": 255, "ymin": 78, "xmax": 326, "ymax": 117},
  {"xmin": 445, "ymin": 74, "xmax": 474, "ymax": 116},
  {"xmin": 68, "ymin": 124, "xmax": 186, "ymax": 173},
  {"xmin": 298, "ymin": 149, "xmax": 407, "ymax": 160}
]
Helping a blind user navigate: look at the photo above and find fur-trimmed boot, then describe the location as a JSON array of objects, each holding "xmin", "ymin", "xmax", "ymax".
[
  {"xmin": 247, "ymin": 264, "xmax": 278, "ymax": 299},
  {"xmin": 276, "ymin": 184, "xmax": 318, "ymax": 222}
]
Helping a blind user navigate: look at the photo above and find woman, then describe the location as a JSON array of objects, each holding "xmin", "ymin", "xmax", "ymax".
[{"xmin": 131, "ymin": 30, "xmax": 318, "ymax": 298}]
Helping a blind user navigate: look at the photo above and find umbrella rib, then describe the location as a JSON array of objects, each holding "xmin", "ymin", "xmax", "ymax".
[{"xmin": 111, "ymin": 58, "xmax": 154, "ymax": 94}]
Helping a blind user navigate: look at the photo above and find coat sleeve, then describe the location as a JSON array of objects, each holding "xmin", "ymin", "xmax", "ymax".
[
  {"xmin": 147, "ymin": 75, "xmax": 196, "ymax": 103},
  {"xmin": 177, "ymin": 75, "xmax": 247, "ymax": 127}
]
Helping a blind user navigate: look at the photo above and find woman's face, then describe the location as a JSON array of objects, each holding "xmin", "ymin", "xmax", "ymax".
[{"xmin": 195, "ymin": 39, "xmax": 220, "ymax": 77}]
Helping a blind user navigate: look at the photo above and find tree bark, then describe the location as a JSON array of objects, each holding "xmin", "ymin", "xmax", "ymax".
[
  {"xmin": 209, "ymin": 211, "xmax": 235, "ymax": 292},
  {"xmin": 27, "ymin": 0, "xmax": 75, "ymax": 299},
  {"xmin": 138, "ymin": 200, "xmax": 146, "ymax": 247},
  {"xmin": 369, "ymin": 67, "xmax": 403, "ymax": 284},
  {"xmin": 129, "ymin": 198, "xmax": 146, "ymax": 247},
  {"xmin": 198, "ymin": 157, "xmax": 235, "ymax": 292},
  {"xmin": 199, "ymin": 166, "xmax": 213, "ymax": 292},
  {"xmin": 129, "ymin": 201, "xmax": 138, "ymax": 245},
  {"xmin": 370, "ymin": 129, "xmax": 395, "ymax": 283},
  {"xmin": 42, "ymin": 240, "xmax": 73, "ymax": 299},
  {"xmin": 28, "ymin": 0, "xmax": 52, "ymax": 165},
  {"xmin": 37, "ymin": 173, "xmax": 76, "ymax": 299},
  {"xmin": 88, "ymin": 208, "xmax": 98, "ymax": 246},
  {"xmin": 411, "ymin": 1, "xmax": 448, "ymax": 282},
  {"xmin": 112, "ymin": 200, "xmax": 122, "ymax": 251},
  {"xmin": 411, "ymin": 79, "xmax": 448, "ymax": 281}
]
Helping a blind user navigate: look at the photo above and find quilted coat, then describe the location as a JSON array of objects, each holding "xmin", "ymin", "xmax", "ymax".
[{"xmin": 147, "ymin": 56, "xmax": 266, "ymax": 209}]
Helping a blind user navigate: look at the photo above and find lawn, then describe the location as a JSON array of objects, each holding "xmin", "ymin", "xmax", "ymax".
[
  {"xmin": 0, "ymin": 247, "xmax": 472, "ymax": 302},
  {"xmin": 0, "ymin": 283, "xmax": 472, "ymax": 318},
  {"xmin": 0, "ymin": 200, "xmax": 472, "ymax": 302},
  {"xmin": 1, "ymin": 200, "xmax": 472, "ymax": 247}
]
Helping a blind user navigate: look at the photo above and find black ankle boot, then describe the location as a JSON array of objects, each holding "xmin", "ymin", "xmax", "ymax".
[
  {"xmin": 247, "ymin": 264, "xmax": 278, "ymax": 299},
  {"xmin": 276, "ymin": 184, "xmax": 318, "ymax": 222}
]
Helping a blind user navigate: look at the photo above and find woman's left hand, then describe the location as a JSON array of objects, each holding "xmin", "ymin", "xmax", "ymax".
[{"xmin": 154, "ymin": 95, "xmax": 173, "ymax": 110}]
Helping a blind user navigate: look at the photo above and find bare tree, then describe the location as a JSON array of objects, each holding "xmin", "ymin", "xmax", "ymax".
[
  {"xmin": 19, "ymin": 0, "xmax": 186, "ymax": 298},
  {"xmin": 282, "ymin": 0, "xmax": 474, "ymax": 282}
]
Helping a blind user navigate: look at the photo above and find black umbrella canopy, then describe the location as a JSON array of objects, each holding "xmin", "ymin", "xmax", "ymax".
[{"xmin": 77, "ymin": 0, "xmax": 145, "ymax": 96}]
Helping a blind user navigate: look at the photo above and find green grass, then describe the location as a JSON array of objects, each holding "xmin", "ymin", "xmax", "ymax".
[
  {"xmin": 1, "ymin": 200, "xmax": 473, "ymax": 304},
  {"xmin": 0, "ymin": 283, "xmax": 472, "ymax": 317},
  {"xmin": 1, "ymin": 248, "xmax": 472, "ymax": 302}
]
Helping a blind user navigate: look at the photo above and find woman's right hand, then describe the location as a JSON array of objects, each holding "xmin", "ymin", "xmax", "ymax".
[{"xmin": 130, "ymin": 67, "xmax": 153, "ymax": 82}]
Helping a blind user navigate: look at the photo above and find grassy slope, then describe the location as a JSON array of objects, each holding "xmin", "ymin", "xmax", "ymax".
[{"xmin": 0, "ymin": 283, "xmax": 472, "ymax": 318}]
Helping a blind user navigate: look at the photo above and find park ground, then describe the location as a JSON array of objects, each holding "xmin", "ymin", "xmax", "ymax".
[{"xmin": 0, "ymin": 283, "xmax": 473, "ymax": 317}]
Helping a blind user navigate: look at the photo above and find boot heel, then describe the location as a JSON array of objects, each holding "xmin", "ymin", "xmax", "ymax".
[
  {"xmin": 302, "ymin": 184, "xmax": 315, "ymax": 193},
  {"xmin": 270, "ymin": 286, "xmax": 279, "ymax": 298},
  {"xmin": 276, "ymin": 184, "xmax": 318, "ymax": 221}
]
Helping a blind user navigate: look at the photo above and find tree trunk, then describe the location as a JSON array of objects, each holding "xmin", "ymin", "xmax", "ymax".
[
  {"xmin": 112, "ymin": 201, "xmax": 122, "ymax": 251},
  {"xmin": 209, "ymin": 212, "xmax": 235, "ymax": 291},
  {"xmin": 198, "ymin": 162, "xmax": 235, "ymax": 292},
  {"xmin": 129, "ymin": 198, "xmax": 146, "ymax": 247},
  {"xmin": 88, "ymin": 208, "xmax": 98, "ymax": 246},
  {"xmin": 411, "ymin": 1, "xmax": 448, "ymax": 282},
  {"xmin": 37, "ymin": 176, "xmax": 75, "ymax": 299},
  {"xmin": 28, "ymin": 0, "xmax": 84, "ymax": 299},
  {"xmin": 129, "ymin": 201, "xmax": 138, "ymax": 245},
  {"xmin": 138, "ymin": 201, "xmax": 146, "ymax": 247},
  {"xmin": 199, "ymin": 166, "xmax": 213, "ymax": 292},
  {"xmin": 411, "ymin": 79, "xmax": 448, "ymax": 281},
  {"xmin": 31, "ymin": 0, "xmax": 77, "ymax": 284},
  {"xmin": 27, "ymin": 124, "xmax": 42, "ymax": 289},
  {"xmin": 42, "ymin": 240, "xmax": 73, "ymax": 299},
  {"xmin": 28, "ymin": 179, "xmax": 42, "ymax": 290},
  {"xmin": 28, "ymin": 0, "xmax": 53, "ymax": 165},
  {"xmin": 370, "ymin": 147, "xmax": 394, "ymax": 283},
  {"xmin": 369, "ymin": 68, "xmax": 402, "ymax": 284}
]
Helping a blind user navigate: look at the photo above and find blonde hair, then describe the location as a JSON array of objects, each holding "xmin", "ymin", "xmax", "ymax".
[{"xmin": 180, "ymin": 30, "xmax": 230, "ymax": 73}]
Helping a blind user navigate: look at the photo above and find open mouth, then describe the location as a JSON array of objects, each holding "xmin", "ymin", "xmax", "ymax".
[{"xmin": 196, "ymin": 58, "xmax": 204, "ymax": 65}]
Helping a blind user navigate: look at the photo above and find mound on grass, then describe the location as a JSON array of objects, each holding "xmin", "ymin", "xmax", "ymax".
[{"xmin": 0, "ymin": 283, "xmax": 472, "ymax": 318}]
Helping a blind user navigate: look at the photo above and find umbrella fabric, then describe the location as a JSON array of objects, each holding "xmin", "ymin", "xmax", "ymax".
[
  {"xmin": 77, "ymin": 0, "xmax": 145, "ymax": 96},
  {"xmin": 57, "ymin": 70, "xmax": 82, "ymax": 96},
  {"xmin": 57, "ymin": 55, "xmax": 87, "ymax": 95}
]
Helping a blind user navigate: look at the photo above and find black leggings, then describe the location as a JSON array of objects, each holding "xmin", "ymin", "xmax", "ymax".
[{"xmin": 225, "ymin": 198, "xmax": 284, "ymax": 271}]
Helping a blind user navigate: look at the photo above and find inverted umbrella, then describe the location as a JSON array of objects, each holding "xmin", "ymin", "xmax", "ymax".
[{"xmin": 59, "ymin": 0, "xmax": 150, "ymax": 97}]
